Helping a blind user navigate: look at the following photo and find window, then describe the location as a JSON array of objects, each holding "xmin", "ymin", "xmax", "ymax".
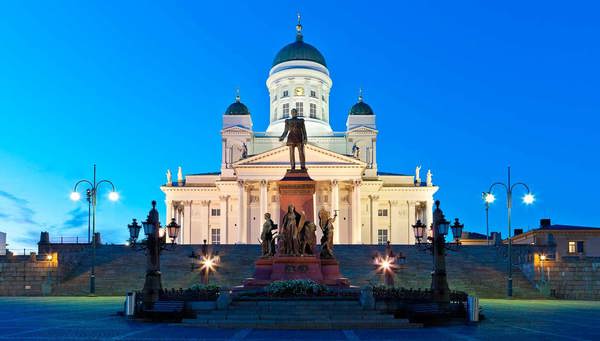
[
  {"xmin": 568, "ymin": 241, "xmax": 585, "ymax": 254},
  {"xmin": 377, "ymin": 229, "xmax": 388, "ymax": 245},
  {"xmin": 211, "ymin": 228, "xmax": 221, "ymax": 244},
  {"xmin": 274, "ymin": 107, "xmax": 278, "ymax": 118},
  {"xmin": 309, "ymin": 103, "xmax": 317, "ymax": 118},
  {"xmin": 296, "ymin": 102, "xmax": 304, "ymax": 116},
  {"xmin": 272, "ymin": 94, "xmax": 278, "ymax": 102},
  {"xmin": 211, "ymin": 208, "xmax": 220, "ymax": 217},
  {"xmin": 378, "ymin": 209, "xmax": 388, "ymax": 217},
  {"xmin": 283, "ymin": 103, "xmax": 289, "ymax": 118},
  {"xmin": 310, "ymin": 90, "xmax": 317, "ymax": 98},
  {"xmin": 282, "ymin": 90, "xmax": 289, "ymax": 98},
  {"xmin": 322, "ymin": 95, "xmax": 326, "ymax": 102}
]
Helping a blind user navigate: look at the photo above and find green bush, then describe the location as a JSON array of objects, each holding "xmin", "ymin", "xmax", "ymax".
[{"xmin": 265, "ymin": 279, "xmax": 329, "ymax": 297}]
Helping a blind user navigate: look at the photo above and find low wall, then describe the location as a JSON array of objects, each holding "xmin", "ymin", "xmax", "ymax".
[
  {"xmin": 0, "ymin": 253, "xmax": 58, "ymax": 296},
  {"xmin": 520, "ymin": 256, "xmax": 600, "ymax": 300}
]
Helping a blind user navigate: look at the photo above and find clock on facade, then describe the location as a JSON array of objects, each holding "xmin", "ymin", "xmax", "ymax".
[{"xmin": 294, "ymin": 87, "xmax": 304, "ymax": 96}]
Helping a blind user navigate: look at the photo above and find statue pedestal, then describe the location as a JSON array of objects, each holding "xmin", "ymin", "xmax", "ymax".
[
  {"xmin": 278, "ymin": 169, "xmax": 316, "ymax": 223},
  {"xmin": 242, "ymin": 256, "xmax": 349, "ymax": 288}
]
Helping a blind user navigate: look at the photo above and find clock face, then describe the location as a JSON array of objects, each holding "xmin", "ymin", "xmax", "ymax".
[{"xmin": 294, "ymin": 87, "xmax": 304, "ymax": 96}]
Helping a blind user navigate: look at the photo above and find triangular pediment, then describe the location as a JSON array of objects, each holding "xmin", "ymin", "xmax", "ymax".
[
  {"xmin": 233, "ymin": 143, "xmax": 366, "ymax": 169},
  {"xmin": 221, "ymin": 126, "xmax": 253, "ymax": 135},
  {"xmin": 347, "ymin": 126, "xmax": 379, "ymax": 134}
]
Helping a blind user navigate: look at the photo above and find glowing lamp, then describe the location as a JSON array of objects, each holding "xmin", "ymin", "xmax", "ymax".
[
  {"xmin": 108, "ymin": 191, "xmax": 119, "ymax": 201},
  {"xmin": 523, "ymin": 193, "xmax": 535, "ymax": 205},
  {"xmin": 70, "ymin": 192, "xmax": 81, "ymax": 201},
  {"xmin": 484, "ymin": 192, "xmax": 495, "ymax": 204}
]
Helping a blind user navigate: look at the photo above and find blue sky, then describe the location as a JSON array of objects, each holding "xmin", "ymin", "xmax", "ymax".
[{"xmin": 1, "ymin": 1, "xmax": 599, "ymax": 250}]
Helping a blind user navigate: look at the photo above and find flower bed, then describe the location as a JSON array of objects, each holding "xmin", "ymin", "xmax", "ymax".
[{"xmin": 237, "ymin": 280, "xmax": 359, "ymax": 299}]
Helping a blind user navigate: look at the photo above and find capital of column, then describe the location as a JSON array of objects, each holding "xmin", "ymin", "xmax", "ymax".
[
  {"xmin": 201, "ymin": 200, "xmax": 211, "ymax": 206},
  {"xmin": 353, "ymin": 180, "xmax": 362, "ymax": 187},
  {"xmin": 219, "ymin": 195, "xmax": 230, "ymax": 201},
  {"xmin": 331, "ymin": 179, "xmax": 339, "ymax": 186},
  {"xmin": 390, "ymin": 200, "xmax": 399, "ymax": 206}
]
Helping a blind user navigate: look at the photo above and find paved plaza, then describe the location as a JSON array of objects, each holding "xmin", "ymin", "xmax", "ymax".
[{"xmin": 0, "ymin": 297, "xmax": 598, "ymax": 340}]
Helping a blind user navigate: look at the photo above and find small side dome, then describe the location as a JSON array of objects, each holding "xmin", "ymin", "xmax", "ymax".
[
  {"xmin": 225, "ymin": 94, "xmax": 250, "ymax": 115},
  {"xmin": 349, "ymin": 91, "xmax": 374, "ymax": 116}
]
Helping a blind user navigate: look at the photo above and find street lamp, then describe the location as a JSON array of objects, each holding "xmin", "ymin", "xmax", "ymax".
[
  {"xmin": 539, "ymin": 254, "xmax": 546, "ymax": 285},
  {"xmin": 70, "ymin": 164, "xmax": 118, "ymax": 295},
  {"xmin": 482, "ymin": 192, "xmax": 495, "ymax": 245},
  {"xmin": 128, "ymin": 200, "xmax": 180, "ymax": 309},
  {"xmin": 485, "ymin": 166, "xmax": 534, "ymax": 297},
  {"xmin": 190, "ymin": 240, "xmax": 220, "ymax": 285},
  {"xmin": 412, "ymin": 220, "xmax": 427, "ymax": 244},
  {"xmin": 450, "ymin": 218, "xmax": 464, "ymax": 244}
]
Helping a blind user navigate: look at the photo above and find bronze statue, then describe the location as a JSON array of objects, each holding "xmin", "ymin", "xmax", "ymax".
[
  {"xmin": 319, "ymin": 208, "xmax": 337, "ymax": 259},
  {"xmin": 300, "ymin": 220, "xmax": 317, "ymax": 256},
  {"xmin": 280, "ymin": 204, "xmax": 300, "ymax": 255},
  {"xmin": 260, "ymin": 213, "xmax": 277, "ymax": 257},
  {"xmin": 279, "ymin": 108, "xmax": 307, "ymax": 170}
]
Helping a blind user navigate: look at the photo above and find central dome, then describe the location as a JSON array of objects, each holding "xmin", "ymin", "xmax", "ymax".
[
  {"xmin": 272, "ymin": 39, "xmax": 327, "ymax": 67},
  {"xmin": 272, "ymin": 20, "xmax": 326, "ymax": 68}
]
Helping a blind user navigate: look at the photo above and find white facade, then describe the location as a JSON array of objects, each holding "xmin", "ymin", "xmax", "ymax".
[{"xmin": 161, "ymin": 23, "xmax": 438, "ymax": 245}]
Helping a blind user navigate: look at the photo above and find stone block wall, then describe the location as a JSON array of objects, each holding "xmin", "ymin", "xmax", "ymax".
[
  {"xmin": 520, "ymin": 255, "xmax": 600, "ymax": 300},
  {"xmin": 0, "ymin": 253, "xmax": 58, "ymax": 296}
]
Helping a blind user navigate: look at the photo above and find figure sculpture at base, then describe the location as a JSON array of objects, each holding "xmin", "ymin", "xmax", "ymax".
[
  {"xmin": 319, "ymin": 208, "xmax": 337, "ymax": 259},
  {"xmin": 300, "ymin": 218, "xmax": 317, "ymax": 256},
  {"xmin": 280, "ymin": 204, "xmax": 301, "ymax": 256},
  {"xmin": 260, "ymin": 213, "xmax": 277, "ymax": 257},
  {"xmin": 279, "ymin": 108, "xmax": 307, "ymax": 170}
]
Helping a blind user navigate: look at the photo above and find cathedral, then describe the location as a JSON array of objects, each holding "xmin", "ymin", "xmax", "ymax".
[{"xmin": 161, "ymin": 19, "xmax": 438, "ymax": 245}]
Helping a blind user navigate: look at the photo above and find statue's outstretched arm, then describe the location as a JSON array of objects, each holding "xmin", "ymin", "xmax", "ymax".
[{"xmin": 279, "ymin": 121, "xmax": 289, "ymax": 141}]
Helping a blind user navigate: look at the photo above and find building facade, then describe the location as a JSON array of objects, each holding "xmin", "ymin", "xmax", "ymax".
[{"xmin": 161, "ymin": 21, "xmax": 438, "ymax": 245}]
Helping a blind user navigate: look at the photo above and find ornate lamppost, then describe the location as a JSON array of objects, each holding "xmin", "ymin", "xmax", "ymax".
[
  {"xmin": 484, "ymin": 166, "xmax": 535, "ymax": 297},
  {"xmin": 128, "ymin": 200, "xmax": 180, "ymax": 309},
  {"xmin": 412, "ymin": 201, "xmax": 463, "ymax": 305},
  {"xmin": 70, "ymin": 164, "xmax": 119, "ymax": 295},
  {"xmin": 373, "ymin": 241, "xmax": 406, "ymax": 286}
]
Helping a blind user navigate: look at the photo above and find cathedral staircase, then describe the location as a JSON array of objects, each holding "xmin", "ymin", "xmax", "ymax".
[
  {"xmin": 50, "ymin": 244, "xmax": 541, "ymax": 298},
  {"xmin": 183, "ymin": 298, "xmax": 421, "ymax": 329}
]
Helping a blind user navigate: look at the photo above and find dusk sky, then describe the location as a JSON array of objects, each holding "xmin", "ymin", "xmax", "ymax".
[{"xmin": 1, "ymin": 1, "xmax": 598, "ymax": 251}]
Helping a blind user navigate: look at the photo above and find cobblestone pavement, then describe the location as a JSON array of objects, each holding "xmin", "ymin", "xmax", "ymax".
[{"xmin": 0, "ymin": 297, "xmax": 599, "ymax": 340}]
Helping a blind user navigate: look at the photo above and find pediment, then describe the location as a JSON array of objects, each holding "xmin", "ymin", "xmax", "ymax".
[
  {"xmin": 233, "ymin": 143, "xmax": 366, "ymax": 169},
  {"xmin": 347, "ymin": 126, "xmax": 378, "ymax": 135},
  {"xmin": 221, "ymin": 126, "xmax": 253, "ymax": 135}
]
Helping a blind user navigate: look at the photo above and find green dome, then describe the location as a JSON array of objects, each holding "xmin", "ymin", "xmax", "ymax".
[
  {"xmin": 349, "ymin": 96, "xmax": 374, "ymax": 116},
  {"xmin": 272, "ymin": 32, "xmax": 326, "ymax": 67},
  {"xmin": 225, "ymin": 96, "xmax": 250, "ymax": 115}
]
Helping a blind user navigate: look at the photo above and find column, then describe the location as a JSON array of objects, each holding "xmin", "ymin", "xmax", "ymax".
[
  {"xmin": 331, "ymin": 180, "xmax": 340, "ymax": 244},
  {"xmin": 425, "ymin": 199, "xmax": 434, "ymax": 230},
  {"xmin": 270, "ymin": 183, "xmax": 280, "ymax": 227},
  {"xmin": 184, "ymin": 200, "xmax": 193, "ymax": 244},
  {"xmin": 219, "ymin": 195, "xmax": 229, "ymax": 244},
  {"xmin": 352, "ymin": 180, "xmax": 362, "ymax": 244},
  {"xmin": 259, "ymin": 180, "xmax": 268, "ymax": 224},
  {"xmin": 201, "ymin": 200, "xmax": 210, "ymax": 243},
  {"xmin": 408, "ymin": 201, "xmax": 416, "ymax": 244},
  {"xmin": 221, "ymin": 138, "xmax": 227, "ymax": 169},
  {"xmin": 389, "ymin": 200, "xmax": 400, "ymax": 244},
  {"xmin": 237, "ymin": 180, "xmax": 245, "ymax": 244}
]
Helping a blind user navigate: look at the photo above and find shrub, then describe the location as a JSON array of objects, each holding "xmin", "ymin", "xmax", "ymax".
[{"xmin": 265, "ymin": 279, "xmax": 329, "ymax": 297}]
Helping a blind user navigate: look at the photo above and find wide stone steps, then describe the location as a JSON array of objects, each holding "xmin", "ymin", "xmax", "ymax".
[
  {"xmin": 51, "ymin": 244, "xmax": 541, "ymax": 298},
  {"xmin": 184, "ymin": 299, "xmax": 421, "ymax": 329}
]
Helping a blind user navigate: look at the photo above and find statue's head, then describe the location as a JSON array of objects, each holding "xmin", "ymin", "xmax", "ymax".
[
  {"xmin": 291, "ymin": 108, "xmax": 298, "ymax": 118},
  {"xmin": 287, "ymin": 204, "xmax": 295, "ymax": 212},
  {"xmin": 264, "ymin": 213, "xmax": 271, "ymax": 219}
]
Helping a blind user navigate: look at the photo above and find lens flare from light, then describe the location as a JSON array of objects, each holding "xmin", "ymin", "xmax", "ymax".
[
  {"xmin": 484, "ymin": 193, "xmax": 495, "ymax": 203},
  {"xmin": 523, "ymin": 193, "xmax": 535, "ymax": 205}
]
